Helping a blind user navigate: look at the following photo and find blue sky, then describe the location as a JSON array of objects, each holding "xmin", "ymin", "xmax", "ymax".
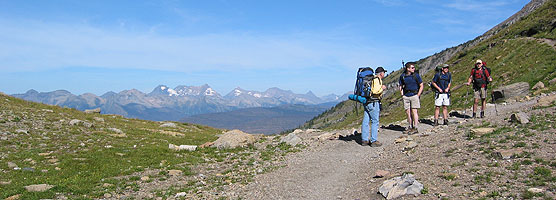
[{"xmin": 0, "ymin": 0, "xmax": 528, "ymax": 96}]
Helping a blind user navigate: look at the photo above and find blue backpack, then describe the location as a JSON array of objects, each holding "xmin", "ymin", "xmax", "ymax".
[{"xmin": 354, "ymin": 67, "xmax": 374, "ymax": 97}]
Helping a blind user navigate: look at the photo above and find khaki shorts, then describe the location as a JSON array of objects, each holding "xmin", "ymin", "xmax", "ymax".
[
  {"xmin": 474, "ymin": 87, "xmax": 487, "ymax": 99},
  {"xmin": 403, "ymin": 95, "xmax": 420, "ymax": 110}
]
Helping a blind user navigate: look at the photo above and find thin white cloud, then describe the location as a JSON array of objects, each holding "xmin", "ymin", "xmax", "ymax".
[
  {"xmin": 0, "ymin": 19, "xmax": 387, "ymax": 73},
  {"xmin": 444, "ymin": 0, "xmax": 510, "ymax": 11}
]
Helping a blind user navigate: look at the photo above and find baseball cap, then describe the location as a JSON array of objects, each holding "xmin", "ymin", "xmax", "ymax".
[{"xmin": 375, "ymin": 67, "xmax": 387, "ymax": 73}]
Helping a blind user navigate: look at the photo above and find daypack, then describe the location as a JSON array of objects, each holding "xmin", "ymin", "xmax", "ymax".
[
  {"xmin": 399, "ymin": 72, "xmax": 421, "ymax": 94},
  {"xmin": 431, "ymin": 72, "xmax": 451, "ymax": 93},
  {"xmin": 354, "ymin": 67, "xmax": 375, "ymax": 98}
]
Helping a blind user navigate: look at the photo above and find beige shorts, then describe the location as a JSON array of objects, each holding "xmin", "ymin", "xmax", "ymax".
[
  {"xmin": 403, "ymin": 95, "xmax": 420, "ymax": 110},
  {"xmin": 474, "ymin": 87, "xmax": 487, "ymax": 99}
]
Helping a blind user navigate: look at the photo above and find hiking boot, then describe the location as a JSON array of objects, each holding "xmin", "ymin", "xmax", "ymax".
[
  {"xmin": 361, "ymin": 140, "xmax": 370, "ymax": 146},
  {"xmin": 407, "ymin": 128, "xmax": 418, "ymax": 135},
  {"xmin": 480, "ymin": 111, "xmax": 485, "ymax": 118},
  {"xmin": 444, "ymin": 119, "xmax": 449, "ymax": 125},
  {"xmin": 434, "ymin": 120, "xmax": 439, "ymax": 126},
  {"xmin": 472, "ymin": 113, "xmax": 477, "ymax": 118},
  {"xmin": 370, "ymin": 141, "xmax": 382, "ymax": 147},
  {"xmin": 402, "ymin": 128, "xmax": 411, "ymax": 134}
]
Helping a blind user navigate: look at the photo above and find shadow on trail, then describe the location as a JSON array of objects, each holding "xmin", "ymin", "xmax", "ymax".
[
  {"xmin": 450, "ymin": 111, "xmax": 471, "ymax": 119},
  {"xmin": 420, "ymin": 119, "xmax": 434, "ymax": 126},
  {"xmin": 381, "ymin": 124, "xmax": 405, "ymax": 132},
  {"xmin": 338, "ymin": 131, "xmax": 363, "ymax": 144}
]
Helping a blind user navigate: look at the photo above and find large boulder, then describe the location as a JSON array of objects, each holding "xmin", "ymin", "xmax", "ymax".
[
  {"xmin": 213, "ymin": 130, "xmax": 256, "ymax": 149},
  {"xmin": 535, "ymin": 94, "xmax": 556, "ymax": 107},
  {"xmin": 492, "ymin": 82, "xmax": 529, "ymax": 101},
  {"xmin": 379, "ymin": 173, "xmax": 424, "ymax": 199},
  {"xmin": 280, "ymin": 133, "xmax": 302, "ymax": 146}
]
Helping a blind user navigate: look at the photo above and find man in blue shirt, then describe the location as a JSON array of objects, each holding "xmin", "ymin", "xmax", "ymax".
[
  {"xmin": 432, "ymin": 64, "xmax": 452, "ymax": 126},
  {"xmin": 398, "ymin": 62, "xmax": 423, "ymax": 134}
]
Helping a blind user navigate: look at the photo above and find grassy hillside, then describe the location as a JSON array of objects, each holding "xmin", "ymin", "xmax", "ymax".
[
  {"xmin": 303, "ymin": 0, "xmax": 556, "ymax": 130},
  {"xmin": 0, "ymin": 92, "xmax": 302, "ymax": 199}
]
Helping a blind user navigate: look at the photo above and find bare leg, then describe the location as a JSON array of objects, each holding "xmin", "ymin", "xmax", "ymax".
[
  {"xmin": 434, "ymin": 106, "xmax": 440, "ymax": 120},
  {"xmin": 412, "ymin": 108, "xmax": 419, "ymax": 128},
  {"xmin": 442, "ymin": 106, "xmax": 448, "ymax": 120},
  {"xmin": 473, "ymin": 98, "xmax": 479, "ymax": 113},
  {"xmin": 406, "ymin": 109, "xmax": 412, "ymax": 128}
]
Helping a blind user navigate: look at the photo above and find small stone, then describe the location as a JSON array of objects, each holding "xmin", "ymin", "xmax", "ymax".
[
  {"xmin": 24, "ymin": 184, "xmax": 54, "ymax": 192},
  {"xmin": 168, "ymin": 169, "xmax": 182, "ymax": 176},
  {"xmin": 48, "ymin": 159, "xmax": 59, "ymax": 163},
  {"xmin": 41, "ymin": 169, "xmax": 48, "ymax": 173},
  {"xmin": 532, "ymin": 81, "xmax": 545, "ymax": 90},
  {"xmin": 510, "ymin": 112, "xmax": 530, "ymax": 124},
  {"xmin": 168, "ymin": 144, "xmax": 197, "ymax": 151},
  {"xmin": 104, "ymin": 193, "xmax": 112, "ymax": 198},
  {"xmin": 0, "ymin": 180, "xmax": 11, "ymax": 185},
  {"xmin": 84, "ymin": 108, "xmax": 101, "ymax": 114},
  {"xmin": 528, "ymin": 188, "xmax": 544, "ymax": 193},
  {"xmin": 479, "ymin": 191, "xmax": 488, "ymax": 197},
  {"xmin": 69, "ymin": 119, "xmax": 82, "ymax": 126},
  {"xmin": 493, "ymin": 149, "xmax": 523, "ymax": 160},
  {"xmin": 549, "ymin": 77, "xmax": 556, "ymax": 85},
  {"xmin": 115, "ymin": 153, "xmax": 125, "ymax": 156},
  {"xmin": 102, "ymin": 183, "xmax": 114, "ymax": 187},
  {"xmin": 374, "ymin": 170, "xmax": 390, "ymax": 178},
  {"xmin": 38, "ymin": 152, "xmax": 52, "ymax": 156},
  {"xmin": 394, "ymin": 137, "xmax": 406, "ymax": 143},
  {"xmin": 404, "ymin": 141, "xmax": 418, "ymax": 150},
  {"xmin": 175, "ymin": 192, "xmax": 187, "ymax": 197},
  {"xmin": 141, "ymin": 176, "xmax": 150, "ymax": 181},
  {"xmin": 107, "ymin": 128, "xmax": 123, "ymax": 134},
  {"xmin": 7, "ymin": 162, "xmax": 17, "ymax": 168},
  {"xmin": 160, "ymin": 122, "xmax": 177, "ymax": 128},
  {"xmin": 93, "ymin": 117, "xmax": 104, "ymax": 122},
  {"xmin": 199, "ymin": 141, "xmax": 214, "ymax": 148},
  {"xmin": 55, "ymin": 167, "xmax": 61, "ymax": 170},
  {"xmin": 470, "ymin": 128, "xmax": 496, "ymax": 136},
  {"xmin": 5, "ymin": 194, "xmax": 20, "ymax": 200},
  {"xmin": 15, "ymin": 129, "xmax": 28, "ymax": 134}
]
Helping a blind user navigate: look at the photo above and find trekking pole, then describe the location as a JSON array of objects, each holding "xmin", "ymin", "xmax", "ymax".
[{"xmin": 464, "ymin": 85, "xmax": 469, "ymax": 118}]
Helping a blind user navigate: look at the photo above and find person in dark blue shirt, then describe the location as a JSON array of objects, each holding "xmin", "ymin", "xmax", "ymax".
[
  {"xmin": 432, "ymin": 64, "xmax": 452, "ymax": 126},
  {"xmin": 398, "ymin": 62, "xmax": 423, "ymax": 134}
]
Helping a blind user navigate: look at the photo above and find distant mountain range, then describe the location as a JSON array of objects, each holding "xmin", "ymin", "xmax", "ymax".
[
  {"xmin": 181, "ymin": 103, "xmax": 336, "ymax": 135},
  {"xmin": 12, "ymin": 84, "xmax": 349, "ymax": 121}
]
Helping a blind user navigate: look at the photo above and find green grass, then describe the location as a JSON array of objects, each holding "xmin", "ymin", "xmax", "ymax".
[{"xmin": 0, "ymin": 93, "xmax": 299, "ymax": 199}]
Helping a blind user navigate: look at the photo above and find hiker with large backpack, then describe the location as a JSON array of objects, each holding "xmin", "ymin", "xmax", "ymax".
[
  {"xmin": 465, "ymin": 59, "xmax": 493, "ymax": 118},
  {"xmin": 348, "ymin": 66, "xmax": 386, "ymax": 147},
  {"xmin": 432, "ymin": 64, "xmax": 452, "ymax": 126},
  {"xmin": 398, "ymin": 62, "xmax": 423, "ymax": 134}
]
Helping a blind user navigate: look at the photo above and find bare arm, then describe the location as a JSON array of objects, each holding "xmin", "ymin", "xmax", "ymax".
[{"xmin": 417, "ymin": 82, "xmax": 424, "ymax": 96}]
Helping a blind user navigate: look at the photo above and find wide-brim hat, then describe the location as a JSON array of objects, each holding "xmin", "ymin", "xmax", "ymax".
[
  {"xmin": 476, "ymin": 59, "xmax": 483, "ymax": 64},
  {"xmin": 442, "ymin": 64, "xmax": 449, "ymax": 68}
]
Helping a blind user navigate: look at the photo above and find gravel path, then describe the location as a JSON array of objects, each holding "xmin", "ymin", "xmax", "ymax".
[
  {"xmin": 239, "ymin": 127, "xmax": 403, "ymax": 199},
  {"xmin": 237, "ymin": 93, "xmax": 555, "ymax": 200}
]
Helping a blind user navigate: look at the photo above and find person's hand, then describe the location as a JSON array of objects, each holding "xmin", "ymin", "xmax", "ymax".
[
  {"xmin": 382, "ymin": 85, "xmax": 387, "ymax": 90},
  {"xmin": 489, "ymin": 77, "xmax": 493, "ymax": 82},
  {"xmin": 444, "ymin": 89, "xmax": 449, "ymax": 93},
  {"xmin": 465, "ymin": 82, "xmax": 471, "ymax": 86}
]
